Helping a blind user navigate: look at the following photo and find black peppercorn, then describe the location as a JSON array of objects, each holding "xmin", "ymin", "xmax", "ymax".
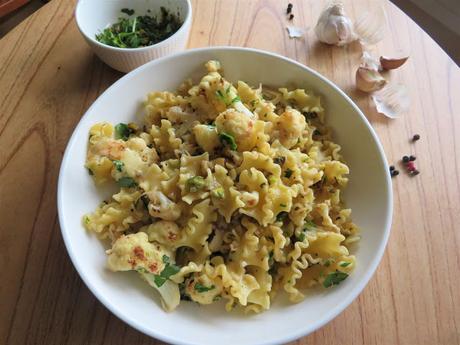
[
  {"xmin": 409, "ymin": 155, "xmax": 416, "ymax": 161},
  {"xmin": 389, "ymin": 165, "xmax": 395, "ymax": 171},
  {"xmin": 391, "ymin": 170, "xmax": 399, "ymax": 177},
  {"xmin": 412, "ymin": 170, "xmax": 420, "ymax": 176},
  {"xmin": 402, "ymin": 156, "xmax": 410, "ymax": 163},
  {"xmin": 289, "ymin": 14, "xmax": 294, "ymax": 20},
  {"xmin": 412, "ymin": 134, "xmax": 420, "ymax": 141}
]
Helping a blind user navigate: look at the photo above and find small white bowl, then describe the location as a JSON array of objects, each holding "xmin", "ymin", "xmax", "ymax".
[
  {"xmin": 75, "ymin": 0, "xmax": 192, "ymax": 73},
  {"xmin": 58, "ymin": 47, "xmax": 392, "ymax": 345}
]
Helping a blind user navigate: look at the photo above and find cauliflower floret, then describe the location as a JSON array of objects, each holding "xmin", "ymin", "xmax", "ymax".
[
  {"xmin": 215, "ymin": 110, "xmax": 257, "ymax": 151},
  {"xmin": 146, "ymin": 190, "xmax": 181, "ymax": 221},
  {"xmin": 106, "ymin": 232, "xmax": 165, "ymax": 274},
  {"xmin": 143, "ymin": 220, "xmax": 182, "ymax": 247},
  {"xmin": 193, "ymin": 124, "xmax": 219, "ymax": 152},
  {"xmin": 185, "ymin": 274, "xmax": 223, "ymax": 304},
  {"xmin": 275, "ymin": 108, "xmax": 306, "ymax": 148}
]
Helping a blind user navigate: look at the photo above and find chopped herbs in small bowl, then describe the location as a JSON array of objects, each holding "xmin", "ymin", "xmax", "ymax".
[
  {"xmin": 96, "ymin": 7, "xmax": 183, "ymax": 49},
  {"xmin": 75, "ymin": 0, "xmax": 192, "ymax": 72}
]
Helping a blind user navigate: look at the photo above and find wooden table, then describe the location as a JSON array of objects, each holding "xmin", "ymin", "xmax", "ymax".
[{"xmin": 1, "ymin": 0, "xmax": 459, "ymax": 344}]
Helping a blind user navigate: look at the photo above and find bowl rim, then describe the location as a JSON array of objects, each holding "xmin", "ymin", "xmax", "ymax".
[
  {"xmin": 57, "ymin": 46, "xmax": 393, "ymax": 345},
  {"xmin": 75, "ymin": 0, "xmax": 193, "ymax": 52}
]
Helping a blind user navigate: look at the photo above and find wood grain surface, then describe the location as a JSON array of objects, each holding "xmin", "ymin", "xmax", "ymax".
[{"xmin": 0, "ymin": 0, "xmax": 459, "ymax": 344}]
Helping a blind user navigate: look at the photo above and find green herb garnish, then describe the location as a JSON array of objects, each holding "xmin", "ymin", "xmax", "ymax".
[
  {"xmin": 340, "ymin": 262, "xmax": 351, "ymax": 267},
  {"xmin": 211, "ymin": 187, "xmax": 225, "ymax": 199},
  {"xmin": 284, "ymin": 168, "xmax": 293, "ymax": 178},
  {"xmin": 95, "ymin": 7, "xmax": 183, "ymax": 49},
  {"xmin": 114, "ymin": 123, "xmax": 133, "ymax": 140},
  {"xmin": 279, "ymin": 203, "xmax": 287, "ymax": 208},
  {"xmin": 276, "ymin": 211, "xmax": 288, "ymax": 222},
  {"xmin": 230, "ymin": 96, "xmax": 241, "ymax": 104},
  {"xmin": 323, "ymin": 271, "xmax": 348, "ymax": 288},
  {"xmin": 215, "ymin": 90, "xmax": 225, "ymax": 102},
  {"xmin": 273, "ymin": 156, "xmax": 286, "ymax": 165},
  {"xmin": 304, "ymin": 219, "xmax": 316, "ymax": 231},
  {"xmin": 83, "ymin": 215, "xmax": 90, "ymax": 224},
  {"xmin": 153, "ymin": 255, "xmax": 181, "ymax": 287},
  {"xmin": 186, "ymin": 176, "xmax": 207, "ymax": 193},
  {"xmin": 296, "ymin": 232, "xmax": 306, "ymax": 242},
  {"xmin": 194, "ymin": 283, "xmax": 215, "ymax": 293},
  {"xmin": 87, "ymin": 167, "xmax": 94, "ymax": 175},
  {"xmin": 117, "ymin": 176, "xmax": 137, "ymax": 188},
  {"xmin": 219, "ymin": 132, "xmax": 237, "ymax": 150},
  {"xmin": 113, "ymin": 160, "xmax": 124, "ymax": 172}
]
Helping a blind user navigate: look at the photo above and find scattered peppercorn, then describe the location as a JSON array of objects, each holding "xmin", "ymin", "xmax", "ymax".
[
  {"xmin": 402, "ymin": 155, "xmax": 410, "ymax": 163},
  {"xmin": 289, "ymin": 14, "xmax": 294, "ymax": 20},
  {"xmin": 287, "ymin": 3, "xmax": 293, "ymax": 14},
  {"xmin": 406, "ymin": 161, "xmax": 416, "ymax": 172},
  {"xmin": 409, "ymin": 155, "xmax": 416, "ymax": 161},
  {"xmin": 412, "ymin": 134, "xmax": 420, "ymax": 141},
  {"xmin": 391, "ymin": 170, "xmax": 399, "ymax": 177},
  {"xmin": 412, "ymin": 170, "xmax": 420, "ymax": 176},
  {"xmin": 389, "ymin": 165, "xmax": 395, "ymax": 171}
]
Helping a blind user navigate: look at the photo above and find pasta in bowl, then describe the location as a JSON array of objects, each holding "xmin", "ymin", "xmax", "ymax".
[
  {"xmin": 58, "ymin": 47, "xmax": 392, "ymax": 345},
  {"xmin": 83, "ymin": 60, "xmax": 359, "ymax": 313}
]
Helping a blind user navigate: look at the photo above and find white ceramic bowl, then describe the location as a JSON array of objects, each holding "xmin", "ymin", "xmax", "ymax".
[
  {"xmin": 75, "ymin": 0, "xmax": 192, "ymax": 73},
  {"xmin": 58, "ymin": 47, "xmax": 392, "ymax": 345}
]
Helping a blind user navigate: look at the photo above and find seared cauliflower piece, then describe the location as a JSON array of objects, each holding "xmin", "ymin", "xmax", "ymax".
[
  {"xmin": 215, "ymin": 110, "xmax": 257, "ymax": 151},
  {"xmin": 107, "ymin": 232, "xmax": 165, "ymax": 274},
  {"xmin": 275, "ymin": 108, "xmax": 306, "ymax": 148},
  {"xmin": 193, "ymin": 124, "xmax": 219, "ymax": 152}
]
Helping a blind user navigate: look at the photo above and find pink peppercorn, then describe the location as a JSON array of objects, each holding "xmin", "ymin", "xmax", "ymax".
[{"xmin": 407, "ymin": 161, "xmax": 416, "ymax": 172}]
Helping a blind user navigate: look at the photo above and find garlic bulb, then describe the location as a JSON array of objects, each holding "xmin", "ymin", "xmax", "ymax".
[{"xmin": 315, "ymin": 2, "xmax": 356, "ymax": 46}]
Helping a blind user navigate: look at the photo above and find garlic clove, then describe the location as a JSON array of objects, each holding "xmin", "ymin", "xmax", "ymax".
[
  {"xmin": 355, "ymin": 4, "xmax": 386, "ymax": 46},
  {"xmin": 356, "ymin": 67, "xmax": 387, "ymax": 92},
  {"xmin": 380, "ymin": 55, "xmax": 409, "ymax": 70},
  {"xmin": 315, "ymin": 2, "xmax": 357, "ymax": 46},
  {"xmin": 371, "ymin": 83, "xmax": 410, "ymax": 118},
  {"xmin": 361, "ymin": 51, "xmax": 382, "ymax": 71}
]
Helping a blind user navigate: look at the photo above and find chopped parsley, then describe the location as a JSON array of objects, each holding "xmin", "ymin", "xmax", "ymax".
[
  {"xmin": 114, "ymin": 123, "xmax": 133, "ymax": 140},
  {"xmin": 219, "ymin": 132, "xmax": 237, "ymax": 150},
  {"xmin": 87, "ymin": 167, "xmax": 94, "ymax": 175},
  {"xmin": 117, "ymin": 176, "xmax": 137, "ymax": 188},
  {"xmin": 279, "ymin": 203, "xmax": 287, "ymax": 208},
  {"xmin": 268, "ymin": 250, "xmax": 274, "ymax": 266},
  {"xmin": 276, "ymin": 211, "xmax": 289, "ymax": 222},
  {"xmin": 112, "ymin": 160, "xmax": 124, "ymax": 172},
  {"xmin": 95, "ymin": 7, "xmax": 183, "ymax": 49},
  {"xmin": 296, "ymin": 232, "xmax": 306, "ymax": 242},
  {"xmin": 194, "ymin": 283, "xmax": 215, "ymax": 293},
  {"xmin": 230, "ymin": 96, "xmax": 241, "ymax": 104},
  {"xmin": 83, "ymin": 215, "xmax": 90, "ymax": 224},
  {"xmin": 284, "ymin": 168, "xmax": 293, "ymax": 178},
  {"xmin": 186, "ymin": 176, "xmax": 207, "ymax": 193},
  {"xmin": 304, "ymin": 219, "xmax": 316, "ymax": 231},
  {"xmin": 340, "ymin": 262, "xmax": 351, "ymax": 267},
  {"xmin": 211, "ymin": 187, "xmax": 225, "ymax": 199},
  {"xmin": 153, "ymin": 255, "xmax": 181, "ymax": 287},
  {"xmin": 323, "ymin": 271, "xmax": 348, "ymax": 288},
  {"xmin": 215, "ymin": 90, "xmax": 225, "ymax": 102},
  {"xmin": 273, "ymin": 156, "xmax": 286, "ymax": 166}
]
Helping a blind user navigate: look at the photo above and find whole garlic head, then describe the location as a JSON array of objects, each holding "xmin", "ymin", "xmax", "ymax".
[{"xmin": 315, "ymin": 2, "xmax": 357, "ymax": 46}]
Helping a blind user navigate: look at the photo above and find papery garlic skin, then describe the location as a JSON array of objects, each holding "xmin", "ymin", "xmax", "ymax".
[{"xmin": 315, "ymin": 2, "xmax": 357, "ymax": 46}]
